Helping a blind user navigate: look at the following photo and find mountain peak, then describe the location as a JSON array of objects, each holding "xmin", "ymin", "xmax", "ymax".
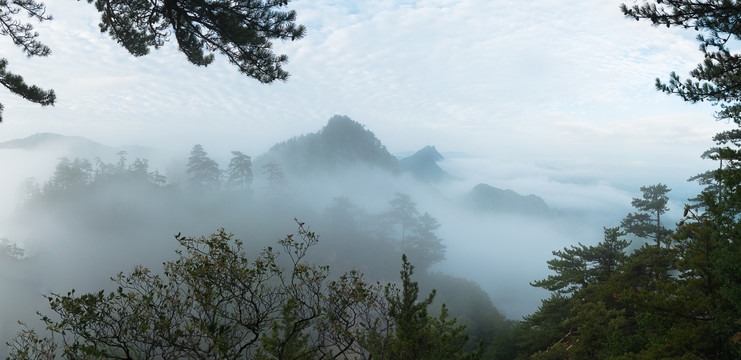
[
  {"xmin": 323, "ymin": 115, "xmax": 362, "ymax": 131},
  {"xmin": 261, "ymin": 115, "xmax": 399, "ymax": 174},
  {"xmin": 465, "ymin": 183, "xmax": 554, "ymax": 216},
  {"xmin": 399, "ymin": 145, "xmax": 452, "ymax": 183},
  {"xmin": 0, "ymin": 133, "xmax": 156, "ymax": 161},
  {"xmin": 0, "ymin": 133, "xmax": 107, "ymax": 151},
  {"xmin": 414, "ymin": 145, "xmax": 444, "ymax": 162},
  {"xmin": 0, "ymin": 133, "xmax": 71, "ymax": 149}
]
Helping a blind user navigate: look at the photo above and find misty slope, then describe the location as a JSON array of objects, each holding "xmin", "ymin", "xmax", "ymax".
[
  {"xmin": 399, "ymin": 145, "xmax": 454, "ymax": 183},
  {"xmin": 0, "ymin": 133, "xmax": 111, "ymax": 152},
  {"xmin": 258, "ymin": 115, "xmax": 400, "ymax": 174},
  {"xmin": 0, "ymin": 133, "xmax": 153, "ymax": 160},
  {"xmin": 464, "ymin": 183, "xmax": 554, "ymax": 217},
  {"xmin": 0, "ymin": 116, "xmax": 568, "ymax": 324}
]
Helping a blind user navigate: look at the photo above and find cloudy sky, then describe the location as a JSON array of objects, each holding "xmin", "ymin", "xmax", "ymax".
[{"xmin": 0, "ymin": 0, "xmax": 730, "ymax": 200}]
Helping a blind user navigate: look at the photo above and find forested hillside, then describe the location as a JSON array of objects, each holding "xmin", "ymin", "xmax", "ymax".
[{"xmin": 1, "ymin": 122, "xmax": 521, "ymax": 358}]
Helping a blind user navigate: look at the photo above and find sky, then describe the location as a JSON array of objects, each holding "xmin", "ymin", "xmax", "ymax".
[
  {"xmin": 0, "ymin": 1, "xmax": 731, "ymax": 205},
  {"xmin": 0, "ymin": 0, "xmax": 730, "ymax": 225},
  {"xmin": 0, "ymin": 1, "xmax": 728, "ymax": 179},
  {"xmin": 0, "ymin": 1, "xmax": 729, "ymax": 194}
]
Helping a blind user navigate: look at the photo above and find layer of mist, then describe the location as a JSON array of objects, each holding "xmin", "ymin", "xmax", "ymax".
[{"xmin": 0, "ymin": 116, "xmax": 693, "ymax": 351}]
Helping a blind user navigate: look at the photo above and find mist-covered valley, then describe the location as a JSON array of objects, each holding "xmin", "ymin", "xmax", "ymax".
[{"xmin": 0, "ymin": 115, "xmax": 693, "ymax": 355}]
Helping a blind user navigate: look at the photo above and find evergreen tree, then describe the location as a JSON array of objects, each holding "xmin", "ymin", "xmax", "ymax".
[
  {"xmin": 620, "ymin": 0, "xmax": 741, "ymax": 246},
  {"xmin": 621, "ymin": 1, "xmax": 741, "ymax": 125},
  {"xmin": 621, "ymin": 183, "xmax": 671, "ymax": 247},
  {"xmin": 516, "ymin": 294, "xmax": 572, "ymax": 358},
  {"xmin": 621, "ymin": 3, "xmax": 741, "ymax": 356},
  {"xmin": 522, "ymin": 229, "xmax": 636, "ymax": 359},
  {"xmin": 254, "ymin": 298, "xmax": 316, "ymax": 360},
  {"xmin": 226, "ymin": 151, "xmax": 253, "ymax": 190},
  {"xmin": 87, "ymin": 0, "xmax": 305, "ymax": 83},
  {"xmin": 363, "ymin": 255, "xmax": 481, "ymax": 360},
  {"xmin": 186, "ymin": 144, "xmax": 221, "ymax": 190},
  {"xmin": 403, "ymin": 212, "xmax": 446, "ymax": 272},
  {"xmin": 45, "ymin": 157, "xmax": 93, "ymax": 192},
  {"xmin": 0, "ymin": 0, "xmax": 305, "ymax": 121},
  {"xmin": 262, "ymin": 161, "xmax": 284, "ymax": 189},
  {"xmin": 0, "ymin": 0, "xmax": 55, "ymax": 121},
  {"xmin": 531, "ymin": 227, "xmax": 631, "ymax": 296},
  {"xmin": 128, "ymin": 158, "xmax": 149, "ymax": 177},
  {"xmin": 388, "ymin": 193, "xmax": 420, "ymax": 243}
]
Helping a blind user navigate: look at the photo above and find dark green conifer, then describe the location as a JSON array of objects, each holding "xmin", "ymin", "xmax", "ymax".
[{"xmin": 0, "ymin": 0, "xmax": 304, "ymax": 121}]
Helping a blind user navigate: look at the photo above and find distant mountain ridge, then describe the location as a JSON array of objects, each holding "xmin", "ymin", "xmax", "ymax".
[
  {"xmin": 0, "ymin": 133, "xmax": 109, "ymax": 151},
  {"xmin": 399, "ymin": 145, "xmax": 454, "ymax": 183},
  {"xmin": 0, "ymin": 133, "xmax": 153, "ymax": 160},
  {"xmin": 1, "ymin": 119, "xmax": 555, "ymax": 217},
  {"xmin": 259, "ymin": 115, "xmax": 400, "ymax": 174},
  {"xmin": 465, "ymin": 183, "xmax": 554, "ymax": 217}
]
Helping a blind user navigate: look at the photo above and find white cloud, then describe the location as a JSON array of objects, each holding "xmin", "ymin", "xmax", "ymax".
[{"xmin": 0, "ymin": 0, "xmax": 724, "ymax": 213}]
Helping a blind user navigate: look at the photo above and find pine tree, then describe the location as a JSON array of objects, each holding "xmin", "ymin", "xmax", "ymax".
[
  {"xmin": 45, "ymin": 157, "xmax": 93, "ymax": 192},
  {"xmin": 403, "ymin": 212, "xmax": 446, "ymax": 272},
  {"xmin": 388, "ymin": 193, "xmax": 420, "ymax": 243},
  {"xmin": 621, "ymin": 184, "xmax": 671, "ymax": 247},
  {"xmin": 262, "ymin": 161, "xmax": 284, "ymax": 189},
  {"xmin": 0, "ymin": 1, "xmax": 55, "ymax": 121},
  {"xmin": 0, "ymin": 0, "xmax": 305, "ymax": 121},
  {"xmin": 621, "ymin": 1, "xmax": 741, "ymax": 125},
  {"xmin": 621, "ymin": 2, "xmax": 741, "ymax": 356},
  {"xmin": 530, "ymin": 227, "xmax": 631, "ymax": 296},
  {"xmin": 186, "ymin": 144, "xmax": 221, "ymax": 190},
  {"xmin": 226, "ymin": 151, "xmax": 253, "ymax": 190},
  {"xmin": 365, "ymin": 255, "xmax": 480, "ymax": 360}
]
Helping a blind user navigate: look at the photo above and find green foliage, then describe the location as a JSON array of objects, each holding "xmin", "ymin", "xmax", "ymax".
[
  {"xmin": 24, "ymin": 154, "xmax": 169, "ymax": 204},
  {"xmin": 0, "ymin": 1, "xmax": 55, "ymax": 121},
  {"xmin": 619, "ymin": 214, "xmax": 741, "ymax": 359},
  {"xmin": 226, "ymin": 151, "xmax": 253, "ymax": 190},
  {"xmin": 531, "ymin": 227, "xmax": 630, "ymax": 295},
  {"xmin": 617, "ymin": 3, "xmax": 741, "ymax": 357},
  {"xmin": 519, "ymin": 187, "xmax": 741, "ymax": 358},
  {"xmin": 254, "ymin": 298, "xmax": 317, "ymax": 360},
  {"xmin": 0, "ymin": 58, "xmax": 55, "ymax": 122},
  {"xmin": 620, "ymin": 1, "xmax": 741, "ymax": 125},
  {"xmin": 363, "ymin": 255, "xmax": 481, "ymax": 360},
  {"xmin": 519, "ymin": 228, "xmax": 640, "ymax": 358},
  {"xmin": 7, "ymin": 224, "xmax": 325, "ymax": 359},
  {"xmin": 0, "ymin": 0, "xmax": 304, "ymax": 121},
  {"xmin": 420, "ymin": 272, "xmax": 510, "ymax": 353},
  {"xmin": 261, "ymin": 161, "xmax": 285, "ymax": 189},
  {"xmin": 516, "ymin": 294, "xmax": 572, "ymax": 358},
  {"xmin": 186, "ymin": 144, "xmax": 221, "ymax": 190},
  {"xmin": 403, "ymin": 212, "xmax": 446, "ymax": 272},
  {"xmin": 388, "ymin": 192, "xmax": 419, "ymax": 243},
  {"xmin": 385, "ymin": 194, "xmax": 447, "ymax": 272},
  {"xmin": 5, "ymin": 225, "xmax": 478, "ymax": 360},
  {"xmin": 386, "ymin": 255, "xmax": 438, "ymax": 358},
  {"xmin": 85, "ymin": 0, "xmax": 305, "ymax": 83},
  {"xmin": 45, "ymin": 157, "xmax": 93, "ymax": 193},
  {"xmin": 314, "ymin": 197, "xmax": 505, "ymax": 354},
  {"xmin": 621, "ymin": 184, "xmax": 671, "ymax": 247}
]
